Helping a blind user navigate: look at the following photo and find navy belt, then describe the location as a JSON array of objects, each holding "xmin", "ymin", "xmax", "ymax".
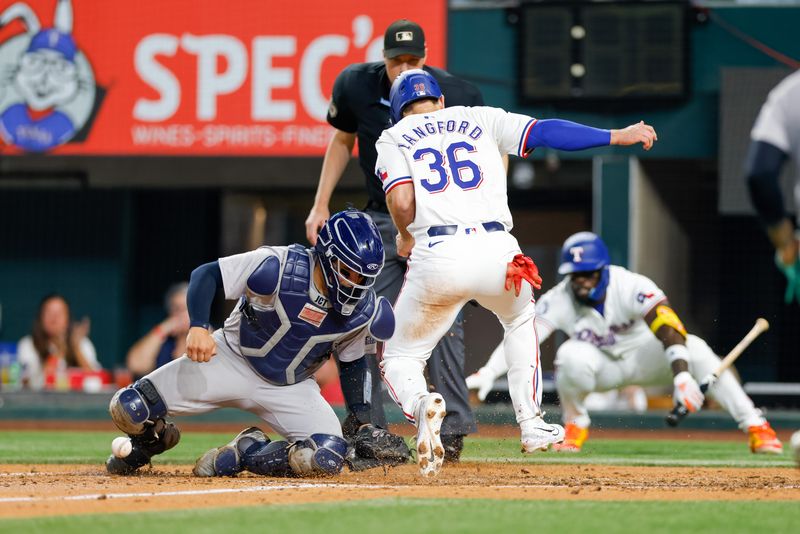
[{"xmin": 427, "ymin": 221, "xmax": 505, "ymax": 237}]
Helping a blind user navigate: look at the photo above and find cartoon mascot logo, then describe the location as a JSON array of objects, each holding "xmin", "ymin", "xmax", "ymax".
[{"xmin": 0, "ymin": 0, "xmax": 101, "ymax": 152}]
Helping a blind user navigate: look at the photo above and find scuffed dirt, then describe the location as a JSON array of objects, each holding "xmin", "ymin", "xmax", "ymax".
[{"xmin": 1, "ymin": 463, "xmax": 798, "ymax": 519}]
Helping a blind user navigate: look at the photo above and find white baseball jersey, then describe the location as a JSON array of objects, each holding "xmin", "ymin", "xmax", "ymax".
[
  {"xmin": 750, "ymin": 69, "xmax": 800, "ymax": 211},
  {"xmin": 535, "ymin": 265, "xmax": 667, "ymax": 358},
  {"xmin": 375, "ymin": 105, "xmax": 537, "ymax": 237}
]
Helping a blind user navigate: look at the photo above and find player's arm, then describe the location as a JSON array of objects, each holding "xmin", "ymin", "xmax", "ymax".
[
  {"xmin": 377, "ymin": 138, "xmax": 416, "ymax": 257},
  {"xmin": 306, "ymin": 129, "xmax": 357, "ymax": 244},
  {"xmin": 185, "ymin": 261, "xmax": 223, "ymax": 363},
  {"xmin": 524, "ymin": 119, "xmax": 657, "ymax": 154},
  {"xmin": 745, "ymin": 139, "xmax": 799, "ymax": 303},
  {"xmin": 306, "ymin": 69, "xmax": 359, "ymax": 245},
  {"xmin": 386, "ymin": 182, "xmax": 415, "ymax": 257},
  {"xmin": 336, "ymin": 296, "xmax": 395, "ymax": 422},
  {"xmin": 644, "ymin": 300, "xmax": 704, "ymax": 412}
]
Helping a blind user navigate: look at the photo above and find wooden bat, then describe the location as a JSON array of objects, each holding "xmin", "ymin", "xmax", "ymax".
[{"xmin": 665, "ymin": 318, "xmax": 769, "ymax": 427}]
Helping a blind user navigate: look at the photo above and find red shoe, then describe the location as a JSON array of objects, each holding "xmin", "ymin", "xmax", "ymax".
[
  {"xmin": 552, "ymin": 423, "xmax": 588, "ymax": 452},
  {"xmin": 748, "ymin": 422, "xmax": 783, "ymax": 454}
]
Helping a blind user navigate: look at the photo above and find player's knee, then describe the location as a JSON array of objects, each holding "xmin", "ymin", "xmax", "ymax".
[
  {"xmin": 109, "ymin": 379, "xmax": 167, "ymax": 436},
  {"xmin": 288, "ymin": 434, "xmax": 348, "ymax": 476},
  {"xmin": 555, "ymin": 341, "xmax": 595, "ymax": 389}
]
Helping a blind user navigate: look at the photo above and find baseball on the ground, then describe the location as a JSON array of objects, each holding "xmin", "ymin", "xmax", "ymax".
[
  {"xmin": 111, "ymin": 436, "xmax": 133, "ymax": 458},
  {"xmin": 790, "ymin": 430, "xmax": 800, "ymax": 465}
]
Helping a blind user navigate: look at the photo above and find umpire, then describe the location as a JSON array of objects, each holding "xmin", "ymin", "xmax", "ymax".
[{"xmin": 305, "ymin": 19, "xmax": 482, "ymax": 460}]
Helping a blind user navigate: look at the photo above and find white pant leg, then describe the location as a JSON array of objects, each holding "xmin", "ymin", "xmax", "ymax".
[
  {"xmin": 625, "ymin": 335, "xmax": 765, "ymax": 429},
  {"xmin": 472, "ymin": 232, "xmax": 542, "ymax": 424},
  {"xmin": 554, "ymin": 339, "xmax": 619, "ymax": 427},
  {"xmin": 684, "ymin": 335, "xmax": 765, "ymax": 430},
  {"xmin": 381, "ymin": 246, "xmax": 466, "ymax": 423},
  {"xmin": 249, "ymin": 377, "xmax": 343, "ymax": 441}
]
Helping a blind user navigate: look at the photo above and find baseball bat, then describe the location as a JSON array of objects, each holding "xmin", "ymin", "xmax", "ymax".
[{"xmin": 665, "ymin": 318, "xmax": 769, "ymax": 427}]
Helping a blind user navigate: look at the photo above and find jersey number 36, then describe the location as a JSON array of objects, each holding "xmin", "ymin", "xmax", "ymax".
[{"xmin": 414, "ymin": 141, "xmax": 484, "ymax": 193}]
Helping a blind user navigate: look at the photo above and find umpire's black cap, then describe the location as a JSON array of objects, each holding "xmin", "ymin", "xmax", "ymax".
[{"xmin": 383, "ymin": 19, "xmax": 425, "ymax": 58}]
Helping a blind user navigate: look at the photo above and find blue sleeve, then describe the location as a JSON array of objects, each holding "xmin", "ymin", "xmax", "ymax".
[
  {"xmin": 745, "ymin": 140, "xmax": 789, "ymax": 226},
  {"xmin": 187, "ymin": 261, "xmax": 223, "ymax": 329},
  {"xmin": 525, "ymin": 119, "xmax": 611, "ymax": 152},
  {"xmin": 338, "ymin": 357, "xmax": 371, "ymax": 424}
]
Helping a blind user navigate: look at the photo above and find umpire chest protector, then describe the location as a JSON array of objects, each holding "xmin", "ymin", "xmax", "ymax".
[{"xmin": 236, "ymin": 244, "xmax": 377, "ymax": 385}]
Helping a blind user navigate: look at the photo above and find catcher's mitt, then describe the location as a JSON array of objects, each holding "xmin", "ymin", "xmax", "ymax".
[{"xmin": 345, "ymin": 423, "xmax": 411, "ymax": 471}]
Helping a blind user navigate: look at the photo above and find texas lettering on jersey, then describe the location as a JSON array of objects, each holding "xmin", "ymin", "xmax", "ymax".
[{"xmin": 535, "ymin": 265, "xmax": 667, "ymax": 357}]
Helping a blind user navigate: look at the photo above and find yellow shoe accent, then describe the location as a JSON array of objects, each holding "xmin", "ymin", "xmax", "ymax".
[
  {"xmin": 748, "ymin": 422, "xmax": 783, "ymax": 454},
  {"xmin": 553, "ymin": 423, "xmax": 588, "ymax": 452}
]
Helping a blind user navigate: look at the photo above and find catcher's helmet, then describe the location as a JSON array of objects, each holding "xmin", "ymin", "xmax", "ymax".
[
  {"xmin": 389, "ymin": 68, "xmax": 442, "ymax": 124},
  {"xmin": 558, "ymin": 231, "xmax": 610, "ymax": 302},
  {"xmin": 314, "ymin": 209, "xmax": 384, "ymax": 316}
]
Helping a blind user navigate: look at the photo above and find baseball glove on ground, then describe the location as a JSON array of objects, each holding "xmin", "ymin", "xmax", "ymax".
[{"xmin": 345, "ymin": 424, "xmax": 411, "ymax": 471}]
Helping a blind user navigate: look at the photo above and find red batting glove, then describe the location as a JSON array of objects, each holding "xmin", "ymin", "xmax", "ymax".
[{"xmin": 505, "ymin": 254, "xmax": 543, "ymax": 296}]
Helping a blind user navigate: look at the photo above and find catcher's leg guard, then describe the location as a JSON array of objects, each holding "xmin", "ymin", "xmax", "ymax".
[
  {"xmin": 241, "ymin": 440, "xmax": 294, "ymax": 477},
  {"xmin": 109, "ymin": 379, "xmax": 167, "ymax": 435},
  {"xmin": 287, "ymin": 434, "xmax": 348, "ymax": 476},
  {"xmin": 106, "ymin": 418, "xmax": 181, "ymax": 475},
  {"xmin": 106, "ymin": 379, "xmax": 180, "ymax": 475},
  {"xmin": 193, "ymin": 427, "xmax": 269, "ymax": 477}
]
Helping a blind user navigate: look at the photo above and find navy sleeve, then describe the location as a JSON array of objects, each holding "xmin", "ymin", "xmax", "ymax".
[
  {"xmin": 526, "ymin": 119, "xmax": 611, "ymax": 152},
  {"xmin": 338, "ymin": 357, "xmax": 371, "ymax": 424},
  {"xmin": 745, "ymin": 140, "xmax": 790, "ymax": 226},
  {"xmin": 187, "ymin": 261, "xmax": 223, "ymax": 329}
]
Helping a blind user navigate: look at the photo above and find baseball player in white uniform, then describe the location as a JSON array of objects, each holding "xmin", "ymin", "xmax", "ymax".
[
  {"xmin": 468, "ymin": 232, "xmax": 783, "ymax": 454},
  {"xmin": 744, "ymin": 69, "xmax": 800, "ymax": 465},
  {"xmin": 375, "ymin": 69, "xmax": 657, "ymax": 476}
]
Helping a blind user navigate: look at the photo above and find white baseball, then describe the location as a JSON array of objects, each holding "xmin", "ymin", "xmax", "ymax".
[
  {"xmin": 790, "ymin": 430, "xmax": 800, "ymax": 466},
  {"xmin": 111, "ymin": 436, "xmax": 133, "ymax": 458}
]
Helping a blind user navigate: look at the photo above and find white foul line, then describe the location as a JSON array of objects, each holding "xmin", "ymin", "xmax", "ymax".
[{"xmin": 0, "ymin": 482, "xmax": 380, "ymax": 504}]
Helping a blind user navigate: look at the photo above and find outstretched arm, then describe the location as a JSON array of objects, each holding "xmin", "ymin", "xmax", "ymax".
[{"xmin": 524, "ymin": 119, "xmax": 657, "ymax": 154}]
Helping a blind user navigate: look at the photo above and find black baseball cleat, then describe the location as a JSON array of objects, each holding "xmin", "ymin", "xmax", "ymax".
[
  {"xmin": 442, "ymin": 434, "xmax": 465, "ymax": 463},
  {"xmin": 106, "ymin": 419, "xmax": 181, "ymax": 475}
]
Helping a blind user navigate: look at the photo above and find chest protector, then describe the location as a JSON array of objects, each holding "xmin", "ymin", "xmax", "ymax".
[{"xmin": 238, "ymin": 244, "xmax": 375, "ymax": 385}]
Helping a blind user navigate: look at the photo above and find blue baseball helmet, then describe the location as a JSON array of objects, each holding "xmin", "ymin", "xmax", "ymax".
[
  {"xmin": 558, "ymin": 231, "xmax": 610, "ymax": 302},
  {"xmin": 314, "ymin": 209, "xmax": 384, "ymax": 316},
  {"xmin": 389, "ymin": 68, "xmax": 442, "ymax": 124}
]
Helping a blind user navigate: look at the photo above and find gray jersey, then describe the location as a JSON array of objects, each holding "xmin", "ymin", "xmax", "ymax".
[{"xmin": 750, "ymin": 69, "xmax": 800, "ymax": 213}]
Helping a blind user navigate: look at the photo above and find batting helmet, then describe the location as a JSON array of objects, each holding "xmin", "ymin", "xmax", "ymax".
[
  {"xmin": 558, "ymin": 231, "xmax": 610, "ymax": 302},
  {"xmin": 389, "ymin": 68, "xmax": 442, "ymax": 124},
  {"xmin": 314, "ymin": 209, "xmax": 384, "ymax": 316}
]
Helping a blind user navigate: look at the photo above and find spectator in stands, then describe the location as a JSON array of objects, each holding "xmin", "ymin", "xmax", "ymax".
[
  {"xmin": 126, "ymin": 282, "xmax": 190, "ymax": 379},
  {"xmin": 17, "ymin": 293, "xmax": 100, "ymax": 390}
]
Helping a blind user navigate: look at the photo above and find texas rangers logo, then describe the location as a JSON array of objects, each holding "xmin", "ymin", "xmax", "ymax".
[
  {"xmin": 0, "ymin": 0, "xmax": 102, "ymax": 152},
  {"xmin": 569, "ymin": 246, "xmax": 585, "ymax": 262}
]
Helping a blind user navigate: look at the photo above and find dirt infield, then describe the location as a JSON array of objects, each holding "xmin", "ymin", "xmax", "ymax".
[{"xmin": 1, "ymin": 462, "xmax": 798, "ymax": 519}]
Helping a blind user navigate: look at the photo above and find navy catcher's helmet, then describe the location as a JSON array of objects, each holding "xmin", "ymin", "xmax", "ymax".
[
  {"xmin": 314, "ymin": 209, "xmax": 384, "ymax": 316},
  {"xmin": 389, "ymin": 68, "xmax": 442, "ymax": 124},
  {"xmin": 558, "ymin": 231, "xmax": 610, "ymax": 302}
]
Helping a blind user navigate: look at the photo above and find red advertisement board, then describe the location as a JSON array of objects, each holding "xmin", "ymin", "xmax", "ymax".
[{"xmin": 0, "ymin": 0, "xmax": 446, "ymax": 155}]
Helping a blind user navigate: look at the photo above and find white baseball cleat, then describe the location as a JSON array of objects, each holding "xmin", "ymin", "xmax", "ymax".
[
  {"xmin": 414, "ymin": 393, "xmax": 446, "ymax": 477},
  {"xmin": 465, "ymin": 370, "xmax": 496, "ymax": 402},
  {"xmin": 520, "ymin": 416, "xmax": 565, "ymax": 453}
]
